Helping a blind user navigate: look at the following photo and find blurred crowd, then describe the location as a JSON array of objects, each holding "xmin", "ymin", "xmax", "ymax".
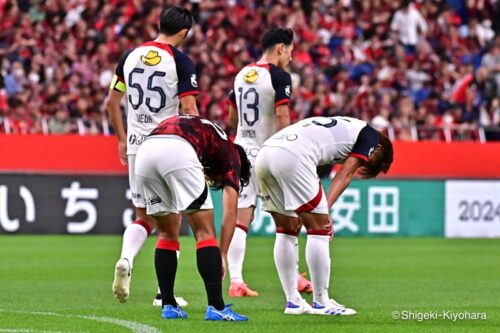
[{"xmin": 1, "ymin": 0, "xmax": 499, "ymax": 141}]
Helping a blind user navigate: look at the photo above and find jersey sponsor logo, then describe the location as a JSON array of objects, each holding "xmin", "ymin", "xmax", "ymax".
[
  {"xmin": 285, "ymin": 85, "xmax": 291, "ymax": 97},
  {"xmin": 243, "ymin": 69, "xmax": 259, "ymax": 84},
  {"xmin": 140, "ymin": 51, "xmax": 162, "ymax": 66},
  {"xmin": 128, "ymin": 134, "xmax": 147, "ymax": 145},
  {"xmin": 245, "ymin": 147, "xmax": 259, "ymax": 158},
  {"xmin": 273, "ymin": 133, "xmax": 298, "ymax": 141},
  {"xmin": 146, "ymin": 196, "xmax": 162, "ymax": 206},
  {"xmin": 191, "ymin": 74, "xmax": 198, "ymax": 87}
]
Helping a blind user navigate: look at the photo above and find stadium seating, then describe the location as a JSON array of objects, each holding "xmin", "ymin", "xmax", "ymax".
[{"xmin": 0, "ymin": 0, "xmax": 499, "ymax": 141}]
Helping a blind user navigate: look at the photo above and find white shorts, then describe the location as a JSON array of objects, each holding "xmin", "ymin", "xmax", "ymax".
[
  {"xmin": 135, "ymin": 135, "xmax": 213, "ymax": 216},
  {"xmin": 128, "ymin": 155, "xmax": 146, "ymax": 208},
  {"xmin": 238, "ymin": 155, "xmax": 258, "ymax": 209},
  {"xmin": 255, "ymin": 146, "xmax": 328, "ymax": 217}
]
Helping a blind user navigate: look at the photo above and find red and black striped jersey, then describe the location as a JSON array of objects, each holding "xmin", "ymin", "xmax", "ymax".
[{"xmin": 150, "ymin": 115, "xmax": 242, "ymax": 191}]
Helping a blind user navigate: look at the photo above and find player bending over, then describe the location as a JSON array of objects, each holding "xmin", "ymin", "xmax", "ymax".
[
  {"xmin": 135, "ymin": 115, "xmax": 250, "ymax": 321},
  {"xmin": 107, "ymin": 6, "xmax": 198, "ymax": 306},
  {"xmin": 255, "ymin": 116, "xmax": 393, "ymax": 315}
]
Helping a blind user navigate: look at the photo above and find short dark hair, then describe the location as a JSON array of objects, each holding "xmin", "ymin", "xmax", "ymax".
[
  {"xmin": 206, "ymin": 144, "xmax": 251, "ymax": 192},
  {"xmin": 159, "ymin": 7, "xmax": 194, "ymax": 36},
  {"xmin": 358, "ymin": 132, "xmax": 394, "ymax": 179},
  {"xmin": 235, "ymin": 144, "xmax": 251, "ymax": 191},
  {"xmin": 261, "ymin": 27, "xmax": 294, "ymax": 52}
]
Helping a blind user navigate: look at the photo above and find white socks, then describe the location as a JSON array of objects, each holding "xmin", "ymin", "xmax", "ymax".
[
  {"xmin": 306, "ymin": 234, "xmax": 331, "ymax": 305},
  {"xmin": 295, "ymin": 237, "xmax": 300, "ymax": 273},
  {"xmin": 227, "ymin": 226, "xmax": 247, "ymax": 283},
  {"xmin": 274, "ymin": 233, "xmax": 302, "ymax": 304},
  {"xmin": 120, "ymin": 223, "xmax": 148, "ymax": 267}
]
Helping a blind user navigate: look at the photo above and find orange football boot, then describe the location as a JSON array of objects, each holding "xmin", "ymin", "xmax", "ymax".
[
  {"xmin": 297, "ymin": 272, "xmax": 313, "ymax": 293},
  {"xmin": 229, "ymin": 281, "xmax": 259, "ymax": 297}
]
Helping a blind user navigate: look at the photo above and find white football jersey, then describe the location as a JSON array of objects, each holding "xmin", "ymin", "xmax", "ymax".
[
  {"xmin": 263, "ymin": 116, "xmax": 380, "ymax": 166},
  {"xmin": 110, "ymin": 41, "xmax": 198, "ymax": 154},
  {"xmin": 229, "ymin": 63, "xmax": 292, "ymax": 159}
]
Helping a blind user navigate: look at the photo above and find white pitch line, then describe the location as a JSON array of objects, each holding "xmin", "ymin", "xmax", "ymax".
[
  {"xmin": 0, "ymin": 329, "xmax": 80, "ymax": 333},
  {"xmin": 0, "ymin": 310, "xmax": 161, "ymax": 333}
]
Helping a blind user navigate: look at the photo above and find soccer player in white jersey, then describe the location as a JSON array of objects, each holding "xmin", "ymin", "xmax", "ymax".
[
  {"xmin": 255, "ymin": 116, "xmax": 393, "ymax": 315},
  {"xmin": 106, "ymin": 7, "xmax": 198, "ymax": 305},
  {"xmin": 226, "ymin": 27, "xmax": 311, "ymax": 297}
]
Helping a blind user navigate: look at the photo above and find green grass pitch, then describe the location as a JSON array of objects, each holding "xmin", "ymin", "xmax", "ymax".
[{"xmin": 0, "ymin": 236, "xmax": 498, "ymax": 333}]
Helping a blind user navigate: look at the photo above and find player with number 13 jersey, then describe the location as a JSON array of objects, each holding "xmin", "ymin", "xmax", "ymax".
[{"xmin": 227, "ymin": 28, "xmax": 314, "ymax": 297}]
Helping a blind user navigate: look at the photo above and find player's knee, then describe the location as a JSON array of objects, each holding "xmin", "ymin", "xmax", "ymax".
[
  {"xmin": 143, "ymin": 216, "xmax": 156, "ymax": 230},
  {"xmin": 157, "ymin": 231, "xmax": 179, "ymax": 242},
  {"xmin": 191, "ymin": 227, "xmax": 216, "ymax": 242},
  {"xmin": 300, "ymin": 213, "xmax": 329, "ymax": 231}
]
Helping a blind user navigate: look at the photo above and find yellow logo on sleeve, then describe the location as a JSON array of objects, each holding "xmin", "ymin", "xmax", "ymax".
[
  {"xmin": 243, "ymin": 69, "xmax": 259, "ymax": 84},
  {"xmin": 140, "ymin": 51, "xmax": 162, "ymax": 66}
]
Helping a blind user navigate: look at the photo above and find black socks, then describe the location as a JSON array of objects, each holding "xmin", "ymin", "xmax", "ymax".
[
  {"xmin": 155, "ymin": 248, "xmax": 178, "ymax": 307},
  {"xmin": 196, "ymin": 246, "xmax": 225, "ymax": 310}
]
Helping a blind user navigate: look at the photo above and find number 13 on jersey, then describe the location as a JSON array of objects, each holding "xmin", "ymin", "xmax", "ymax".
[{"xmin": 238, "ymin": 87, "xmax": 260, "ymax": 127}]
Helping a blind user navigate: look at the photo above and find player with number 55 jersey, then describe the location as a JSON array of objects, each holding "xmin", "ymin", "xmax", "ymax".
[{"xmin": 106, "ymin": 6, "xmax": 197, "ymax": 309}]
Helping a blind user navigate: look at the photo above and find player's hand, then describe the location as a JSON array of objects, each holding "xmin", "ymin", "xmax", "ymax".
[
  {"xmin": 118, "ymin": 141, "xmax": 127, "ymax": 166},
  {"xmin": 221, "ymin": 255, "xmax": 227, "ymax": 280},
  {"xmin": 326, "ymin": 217, "xmax": 334, "ymax": 242}
]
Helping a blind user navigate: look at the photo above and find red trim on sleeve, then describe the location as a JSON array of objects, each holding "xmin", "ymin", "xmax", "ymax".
[
  {"xmin": 138, "ymin": 41, "xmax": 174, "ymax": 57},
  {"xmin": 196, "ymin": 238, "xmax": 219, "ymax": 250},
  {"xmin": 276, "ymin": 228, "xmax": 300, "ymax": 237},
  {"xmin": 349, "ymin": 153, "xmax": 368, "ymax": 162},
  {"xmin": 228, "ymin": 97, "xmax": 237, "ymax": 108},
  {"xmin": 236, "ymin": 224, "xmax": 248, "ymax": 233},
  {"xmin": 179, "ymin": 90, "xmax": 199, "ymax": 98},
  {"xmin": 295, "ymin": 182, "xmax": 323, "ymax": 213},
  {"xmin": 275, "ymin": 98, "xmax": 290, "ymax": 107},
  {"xmin": 133, "ymin": 219, "xmax": 152, "ymax": 235},
  {"xmin": 116, "ymin": 75, "xmax": 125, "ymax": 83},
  {"xmin": 156, "ymin": 239, "xmax": 180, "ymax": 251}
]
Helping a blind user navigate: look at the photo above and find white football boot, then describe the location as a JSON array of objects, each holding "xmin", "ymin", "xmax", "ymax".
[
  {"xmin": 112, "ymin": 258, "xmax": 132, "ymax": 303},
  {"xmin": 311, "ymin": 298, "xmax": 357, "ymax": 315},
  {"xmin": 284, "ymin": 299, "xmax": 314, "ymax": 315}
]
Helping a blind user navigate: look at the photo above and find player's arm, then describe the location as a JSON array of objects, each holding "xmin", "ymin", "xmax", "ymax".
[
  {"xmin": 174, "ymin": 48, "xmax": 199, "ymax": 116},
  {"xmin": 327, "ymin": 125, "xmax": 379, "ymax": 209},
  {"xmin": 179, "ymin": 95, "xmax": 198, "ymax": 116},
  {"xmin": 106, "ymin": 55, "xmax": 129, "ymax": 166},
  {"xmin": 106, "ymin": 89, "xmax": 127, "ymax": 165},
  {"xmin": 219, "ymin": 184, "xmax": 238, "ymax": 279},
  {"xmin": 220, "ymin": 185, "xmax": 238, "ymax": 257},
  {"xmin": 326, "ymin": 156, "xmax": 361, "ymax": 210},
  {"xmin": 228, "ymin": 88, "xmax": 238, "ymax": 130},
  {"xmin": 272, "ymin": 67, "xmax": 292, "ymax": 131},
  {"xmin": 275, "ymin": 104, "xmax": 291, "ymax": 131},
  {"xmin": 229, "ymin": 104, "xmax": 238, "ymax": 130}
]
